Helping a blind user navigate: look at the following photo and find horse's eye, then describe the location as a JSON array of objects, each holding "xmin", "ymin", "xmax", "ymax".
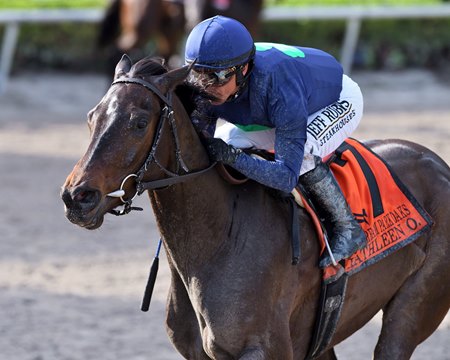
[{"xmin": 136, "ymin": 119, "xmax": 148, "ymax": 129}]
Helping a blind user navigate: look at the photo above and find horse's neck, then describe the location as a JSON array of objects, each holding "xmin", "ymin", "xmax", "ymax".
[
  {"xmin": 149, "ymin": 172, "xmax": 231, "ymax": 271},
  {"xmin": 148, "ymin": 93, "xmax": 232, "ymax": 271}
]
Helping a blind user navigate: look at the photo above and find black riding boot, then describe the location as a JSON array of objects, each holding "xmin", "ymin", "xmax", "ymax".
[{"xmin": 299, "ymin": 159, "xmax": 367, "ymax": 268}]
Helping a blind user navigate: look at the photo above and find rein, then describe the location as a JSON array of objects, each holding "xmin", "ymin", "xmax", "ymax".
[{"xmin": 107, "ymin": 76, "xmax": 216, "ymax": 215}]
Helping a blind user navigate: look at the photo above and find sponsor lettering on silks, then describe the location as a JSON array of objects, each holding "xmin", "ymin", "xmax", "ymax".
[{"xmin": 306, "ymin": 100, "xmax": 356, "ymax": 147}]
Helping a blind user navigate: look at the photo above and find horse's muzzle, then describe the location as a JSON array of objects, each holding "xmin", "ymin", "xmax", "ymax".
[{"xmin": 61, "ymin": 186, "xmax": 104, "ymax": 229}]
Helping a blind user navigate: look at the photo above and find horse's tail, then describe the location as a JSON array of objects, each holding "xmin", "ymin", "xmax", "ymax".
[{"xmin": 97, "ymin": 0, "xmax": 121, "ymax": 48}]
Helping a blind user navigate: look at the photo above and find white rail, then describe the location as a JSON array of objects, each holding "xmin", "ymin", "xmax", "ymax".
[
  {"xmin": 0, "ymin": 9, "xmax": 103, "ymax": 93},
  {"xmin": 1, "ymin": 5, "xmax": 450, "ymax": 93},
  {"xmin": 263, "ymin": 4, "xmax": 450, "ymax": 20},
  {"xmin": 0, "ymin": 8, "xmax": 103, "ymax": 23},
  {"xmin": 263, "ymin": 5, "xmax": 450, "ymax": 74}
]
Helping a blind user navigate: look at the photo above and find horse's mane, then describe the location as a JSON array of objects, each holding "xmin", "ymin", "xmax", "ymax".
[{"xmin": 129, "ymin": 56, "xmax": 215, "ymax": 131}]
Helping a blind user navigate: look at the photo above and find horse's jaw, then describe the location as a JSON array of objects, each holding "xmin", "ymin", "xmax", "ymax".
[{"xmin": 65, "ymin": 208, "xmax": 105, "ymax": 230}]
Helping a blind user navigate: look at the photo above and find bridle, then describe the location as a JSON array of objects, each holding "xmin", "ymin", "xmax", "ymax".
[{"xmin": 106, "ymin": 76, "xmax": 216, "ymax": 216}]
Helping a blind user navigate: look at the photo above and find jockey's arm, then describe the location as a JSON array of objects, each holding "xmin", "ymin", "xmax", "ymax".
[{"xmin": 231, "ymin": 120, "xmax": 307, "ymax": 193}]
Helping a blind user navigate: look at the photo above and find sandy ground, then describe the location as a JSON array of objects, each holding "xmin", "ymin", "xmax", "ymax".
[{"xmin": 0, "ymin": 69, "xmax": 449, "ymax": 360}]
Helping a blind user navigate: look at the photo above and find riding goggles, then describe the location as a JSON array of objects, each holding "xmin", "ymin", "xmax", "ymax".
[{"xmin": 189, "ymin": 66, "xmax": 238, "ymax": 88}]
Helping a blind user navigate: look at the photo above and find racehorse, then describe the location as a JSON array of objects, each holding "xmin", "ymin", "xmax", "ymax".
[
  {"xmin": 61, "ymin": 55, "xmax": 450, "ymax": 359},
  {"xmin": 97, "ymin": 0, "xmax": 263, "ymax": 73}
]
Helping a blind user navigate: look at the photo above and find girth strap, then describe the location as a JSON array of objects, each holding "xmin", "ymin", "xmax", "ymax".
[{"xmin": 306, "ymin": 273, "xmax": 348, "ymax": 359}]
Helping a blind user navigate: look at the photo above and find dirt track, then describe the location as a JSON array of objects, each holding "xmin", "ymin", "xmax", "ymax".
[{"xmin": 0, "ymin": 69, "xmax": 449, "ymax": 359}]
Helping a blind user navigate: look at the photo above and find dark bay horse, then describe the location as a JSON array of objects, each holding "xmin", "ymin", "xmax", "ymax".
[
  {"xmin": 97, "ymin": 0, "xmax": 263, "ymax": 72},
  {"xmin": 61, "ymin": 56, "xmax": 450, "ymax": 359}
]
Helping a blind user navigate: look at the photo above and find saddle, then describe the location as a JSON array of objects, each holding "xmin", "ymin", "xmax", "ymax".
[{"xmin": 313, "ymin": 139, "xmax": 432, "ymax": 280}]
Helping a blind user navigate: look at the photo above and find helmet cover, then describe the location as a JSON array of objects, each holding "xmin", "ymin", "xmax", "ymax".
[{"xmin": 185, "ymin": 15, "xmax": 255, "ymax": 70}]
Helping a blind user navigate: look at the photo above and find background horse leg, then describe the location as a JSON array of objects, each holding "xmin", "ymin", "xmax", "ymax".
[
  {"xmin": 200, "ymin": 0, "xmax": 263, "ymax": 37},
  {"xmin": 166, "ymin": 268, "xmax": 209, "ymax": 359},
  {"xmin": 158, "ymin": 0, "xmax": 186, "ymax": 67}
]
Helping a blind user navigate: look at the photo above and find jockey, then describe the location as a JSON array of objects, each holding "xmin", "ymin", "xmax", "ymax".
[{"xmin": 184, "ymin": 15, "xmax": 366, "ymax": 268}]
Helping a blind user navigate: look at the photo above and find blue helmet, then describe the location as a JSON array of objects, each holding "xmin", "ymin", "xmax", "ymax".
[{"xmin": 185, "ymin": 16, "xmax": 255, "ymax": 70}]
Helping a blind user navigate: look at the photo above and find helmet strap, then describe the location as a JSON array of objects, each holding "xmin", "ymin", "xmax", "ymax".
[
  {"xmin": 227, "ymin": 61, "xmax": 254, "ymax": 102},
  {"xmin": 236, "ymin": 60, "xmax": 253, "ymax": 87},
  {"xmin": 235, "ymin": 67, "xmax": 245, "ymax": 87}
]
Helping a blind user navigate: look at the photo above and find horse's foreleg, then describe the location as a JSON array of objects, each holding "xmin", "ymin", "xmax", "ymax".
[{"xmin": 166, "ymin": 269, "xmax": 209, "ymax": 359}]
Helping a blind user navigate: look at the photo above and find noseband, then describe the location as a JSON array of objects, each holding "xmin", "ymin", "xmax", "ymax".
[{"xmin": 106, "ymin": 76, "xmax": 216, "ymax": 215}]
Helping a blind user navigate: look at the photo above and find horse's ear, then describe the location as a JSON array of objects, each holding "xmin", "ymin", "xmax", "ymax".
[
  {"xmin": 153, "ymin": 63, "xmax": 193, "ymax": 93},
  {"xmin": 114, "ymin": 54, "xmax": 132, "ymax": 79}
]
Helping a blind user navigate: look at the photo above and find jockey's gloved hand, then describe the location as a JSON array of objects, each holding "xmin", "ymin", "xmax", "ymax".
[{"xmin": 204, "ymin": 138, "xmax": 242, "ymax": 165}]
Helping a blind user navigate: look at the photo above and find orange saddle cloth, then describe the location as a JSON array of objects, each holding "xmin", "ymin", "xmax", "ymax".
[{"xmin": 298, "ymin": 138, "xmax": 433, "ymax": 281}]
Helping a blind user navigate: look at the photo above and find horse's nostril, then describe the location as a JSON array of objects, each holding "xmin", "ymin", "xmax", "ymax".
[
  {"xmin": 74, "ymin": 187, "xmax": 100, "ymax": 204},
  {"xmin": 61, "ymin": 188, "xmax": 73, "ymax": 207},
  {"xmin": 74, "ymin": 190, "xmax": 90, "ymax": 202},
  {"xmin": 63, "ymin": 186, "xmax": 100, "ymax": 211}
]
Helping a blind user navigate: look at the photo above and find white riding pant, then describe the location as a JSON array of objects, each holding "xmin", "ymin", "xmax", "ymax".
[{"xmin": 214, "ymin": 74, "xmax": 364, "ymax": 175}]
